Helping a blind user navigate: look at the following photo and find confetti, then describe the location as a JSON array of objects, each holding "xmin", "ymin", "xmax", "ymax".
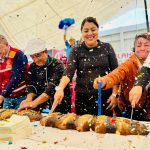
[
  {"xmin": 63, "ymin": 137, "xmax": 67, "ymax": 141},
  {"xmin": 8, "ymin": 141, "xmax": 13, "ymax": 145},
  {"xmin": 42, "ymin": 140, "xmax": 47, "ymax": 143},
  {"xmin": 128, "ymin": 140, "xmax": 132, "ymax": 145},
  {"xmin": 54, "ymin": 141, "xmax": 58, "ymax": 144},
  {"xmin": 21, "ymin": 147, "xmax": 28, "ymax": 149},
  {"xmin": 111, "ymin": 118, "xmax": 116, "ymax": 123},
  {"xmin": 115, "ymin": 130, "xmax": 120, "ymax": 135},
  {"xmin": 144, "ymin": 129, "xmax": 150, "ymax": 132}
]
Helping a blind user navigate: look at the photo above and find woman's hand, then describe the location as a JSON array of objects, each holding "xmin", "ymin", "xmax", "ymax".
[
  {"xmin": 93, "ymin": 77, "xmax": 106, "ymax": 89},
  {"xmin": 129, "ymin": 86, "xmax": 142, "ymax": 108},
  {"xmin": 18, "ymin": 100, "xmax": 38, "ymax": 111},
  {"xmin": 106, "ymin": 94, "xmax": 118, "ymax": 110}
]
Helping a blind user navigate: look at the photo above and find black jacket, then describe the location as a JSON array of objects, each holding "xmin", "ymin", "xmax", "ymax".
[
  {"xmin": 65, "ymin": 40, "xmax": 118, "ymax": 94},
  {"xmin": 135, "ymin": 53, "xmax": 150, "ymax": 90},
  {"xmin": 27, "ymin": 56, "xmax": 71, "ymax": 112},
  {"xmin": 135, "ymin": 66, "xmax": 150, "ymax": 90}
]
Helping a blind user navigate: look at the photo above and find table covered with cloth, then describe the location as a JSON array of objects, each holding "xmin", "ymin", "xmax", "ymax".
[{"xmin": 0, "ymin": 121, "xmax": 150, "ymax": 150}]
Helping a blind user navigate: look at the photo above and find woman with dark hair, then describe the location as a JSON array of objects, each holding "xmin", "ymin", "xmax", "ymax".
[
  {"xmin": 93, "ymin": 33, "xmax": 150, "ymax": 120},
  {"xmin": 52, "ymin": 17, "xmax": 120, "ymax": 116}
]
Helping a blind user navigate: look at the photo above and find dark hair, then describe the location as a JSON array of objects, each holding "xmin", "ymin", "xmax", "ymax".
[
  {"xmin": 81, "ymin": 17, "xmax": 99, "ymax": 31},
  {"xmin": 134, "ymin": 32, "xmax": 150, "ymax": 47}
]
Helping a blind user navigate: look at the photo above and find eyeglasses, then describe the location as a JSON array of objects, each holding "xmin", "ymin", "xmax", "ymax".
[{"xmin": 135, "ymin": 32, "xmax": 150, "ymax": 41}]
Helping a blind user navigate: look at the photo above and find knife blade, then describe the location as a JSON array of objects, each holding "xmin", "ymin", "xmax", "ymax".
[
  {"xmin": 130, "ymin": 106, "xmax": 134, "ymax": 125},
  {"xmin": 50, "ymin": 103, "xmax": 57, "ymax": 114}
]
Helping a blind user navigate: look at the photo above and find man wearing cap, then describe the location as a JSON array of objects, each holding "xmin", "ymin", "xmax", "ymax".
[
  {"xmin": 0, "ymin": 34, "xmax": 28, "ymax": 109},
  {"xmin": 18, "ymin": 38, "xmax": 71, "ymax": 113}
]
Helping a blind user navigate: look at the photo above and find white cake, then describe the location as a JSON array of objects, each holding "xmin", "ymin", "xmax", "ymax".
[{"xmin": 0, "ymin": 114, "xmax": 32, "ymax": 141}]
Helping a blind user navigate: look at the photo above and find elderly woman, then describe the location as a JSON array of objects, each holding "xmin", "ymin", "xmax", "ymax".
[
  {"xmin": 93, "ymin": 33, "xmax": 150, "ymax": 120},
  {"xmin": 52, "ymin": 17, "xmax": 120, "ymax": 116},
  {"xmin": 129, "ymin": 53, "xmax": 150, "ymax": 120}
]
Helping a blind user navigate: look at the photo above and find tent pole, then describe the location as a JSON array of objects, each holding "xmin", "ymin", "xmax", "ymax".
[{"xmin": 144, "ymin": 0, "xmax": 150, "ymax": 32}]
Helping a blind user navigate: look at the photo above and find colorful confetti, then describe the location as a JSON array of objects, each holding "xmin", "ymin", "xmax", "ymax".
[
  {"xmin": 42, "ymin": 140, "xmax": 47, "ymax": 143},
  {"xmin": 21, "ymin": 147, "xmax": 28, "ymax": 149},
  {"xmin": 54, "ymin": 141, "xmax": 58, "ymax": 144},
  {"xmin": 8, "ymin": 141, "xmax": 13, "ymax": 145},
  {"xmin": 63, "ymin": 137, "xmax": 67, "ymax": 141}
]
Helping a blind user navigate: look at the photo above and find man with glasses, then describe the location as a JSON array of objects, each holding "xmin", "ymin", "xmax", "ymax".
[
  {"xmin": 18, "ymin": 38, "xmax": 71, "ymax": 113},
  {"xmin": 0, "ymin": 34, "xmax": 28, "ymax": 109}
]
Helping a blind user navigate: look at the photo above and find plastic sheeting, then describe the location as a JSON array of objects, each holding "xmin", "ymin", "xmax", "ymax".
[{"xmin": 0, "ymin": 0, "xmax": 149, "ymax": 50}]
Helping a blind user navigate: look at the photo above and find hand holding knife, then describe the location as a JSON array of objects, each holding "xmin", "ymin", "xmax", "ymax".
[
  {"xmin": 49, "ymin": 86, "xmax": 64, "ymax": 114},
  {"xmin": 50, "ymin": 102, "xmax": 58, "ymax": 113},
  {"xmin": 130, "ymin": 106, "xmax": 134, "ymax": 123}
]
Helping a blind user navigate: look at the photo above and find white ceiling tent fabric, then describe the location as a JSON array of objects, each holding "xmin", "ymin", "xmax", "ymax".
[{"xmin": 0, "ymin": 0, "xmax": 149, "ymax": 50}]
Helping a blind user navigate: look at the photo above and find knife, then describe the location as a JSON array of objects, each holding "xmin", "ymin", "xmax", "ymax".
[
  {"xmin": 49, "ymin": 103, "xmax": 58, "ymax": 114},
  {"xmin": 130, "ymin": 106, "xmax": 134, "ymax": 125}
]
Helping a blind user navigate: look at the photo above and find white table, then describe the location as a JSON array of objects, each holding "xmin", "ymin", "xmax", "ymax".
[{"xmin": 0, "ymin": 122, "xmax": 150, "ymax": 150}]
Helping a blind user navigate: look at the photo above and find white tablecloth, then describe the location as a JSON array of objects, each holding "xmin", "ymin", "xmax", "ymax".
[{"xmin": 0, "ymin": 122, "xmax": 150, "ymax": 150}]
